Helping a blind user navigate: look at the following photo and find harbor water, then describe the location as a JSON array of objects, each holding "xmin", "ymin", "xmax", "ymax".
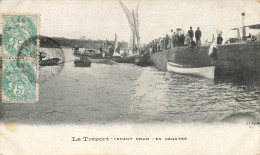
[{"xmin": 0, "ymin": 47, "xmax": 260, "ymax": 124}]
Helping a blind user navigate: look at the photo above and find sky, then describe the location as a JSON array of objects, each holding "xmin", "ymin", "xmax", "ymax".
[{"xmin": 1, "ymin": 0, "xmax": 260, "ymax": 44}]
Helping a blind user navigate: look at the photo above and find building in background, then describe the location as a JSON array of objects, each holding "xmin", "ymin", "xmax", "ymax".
[{"xmin": 80, "ymin": 36, "xmax": 86, "ymax": 40}]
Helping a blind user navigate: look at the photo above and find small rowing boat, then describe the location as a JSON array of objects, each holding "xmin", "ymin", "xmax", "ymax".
[
  {"xmin": 167, "ymin": 61, "xmax": 215, "ymax": 79},
  {"xmin": 74, "ymin": 56, "xmax": 92, "ymax": 67}
]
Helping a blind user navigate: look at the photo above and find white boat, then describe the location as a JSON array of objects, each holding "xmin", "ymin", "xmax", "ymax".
[{"xmin": 167, "ymin": 61, "xmax": 215, "ymax": 79}]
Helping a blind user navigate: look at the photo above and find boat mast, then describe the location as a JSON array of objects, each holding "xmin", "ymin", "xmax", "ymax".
[
  {"xmin": 119, "ymin": 0, "xmax": 140, "ymax": 54},
  {"xmin": 132, "ymin": 10, "xmax": 136, "ymax": 53},
  {"xmin": 136, "ymin": 1, "xmax": 140, "ymax": 49},
  {"xmin": 132, "ymin": 30, "xmax": 135, "ymax": 53},
  {"xmin": 132, "ymin": 9, "xmax": 139, "ymax": 54}
]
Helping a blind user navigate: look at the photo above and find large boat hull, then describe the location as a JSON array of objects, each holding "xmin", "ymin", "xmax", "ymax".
[
  {"xmin": 115, "ymin": 55, "xmax": 153, "ymax": 66},
  {"xmin": 167, "ymin": 61, "xmax": 215, "ymax": 79},
  {"xmin": 150, "ymin": 46, "xmax": 212, "ymax": 71},
  {"xmin": 88, "ymin": 56, "xmax": 121, "ymax": 63},
  {"xmin": 74, "ymin": 53, "xmax": 121, "ymax": 64}
]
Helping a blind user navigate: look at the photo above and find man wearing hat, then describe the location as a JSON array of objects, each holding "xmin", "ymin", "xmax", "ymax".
[
  {"xmin": 188, "ymin": 27, "xmax": 194, "ymax": 42},
  {"xmin": 195, "ymin": 27, "xmax": 202, "ymax": 46}
]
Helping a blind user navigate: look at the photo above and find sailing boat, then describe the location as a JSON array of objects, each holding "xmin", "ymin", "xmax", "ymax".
[
  {"xmin": 113, "ymin": 34, "xmax": 121, "ymax": 56},
  {"xmin": 119, "ymin": 0, "xmax": 140, "ymax": 55},
  {"xmin": 117, "ymin": 0, "xmax": 152, "ymax": 66}
]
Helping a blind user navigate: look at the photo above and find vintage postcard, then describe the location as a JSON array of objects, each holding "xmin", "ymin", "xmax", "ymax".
[{"xmin": 0, "ymin": 0, "xmax": 260, "ymax": 154}]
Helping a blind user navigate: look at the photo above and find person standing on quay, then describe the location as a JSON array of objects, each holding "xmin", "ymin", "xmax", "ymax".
[
  {"xmin": 170, "ymin": 29, "xmax": 174, "ymax": 48},
  {"xmin": 165, "ymin": 34, "xmax": 170, "ymax": 49},
  {"xmin": 195, "ymin": 27, "xmax": 202, "ymax": 45},
  {"xmin": 149, "ymin": 42, "xmax": 153, "ymax": 54},
  {"xmin": 184, "ymin": 33, "xmax": 191, "ymax": 46},
  {"xmin": 154, "ymin": 39, "xmax": 158, "ymax": 53},
  {"xmin": 99, "ymin": 46, "xmax": 103, "ymax": 56},
  {"xmin": 217, "ymin": 34, "xmax": 223, "ymax": 45},
  {"xmin": 161, "ymin": 37, "xmax": 166, "ymax": 51},
  {"xmin": 152, "ymin": 40, "xmax": 155, "ymax": 53},
  {"xmin": 158, "ymin": 37, "xmax": 162, "ymax": 52},
  {"xmin": 173, "ymin": 32, "xmax": 178, "ymax": 47},
  {"xmin": 188, "ymin": 27, "xmax": 194, "ymax": 42},
  {"xmin": 179, "ymin": 30, "xmax": 185, "ymax": 46}
]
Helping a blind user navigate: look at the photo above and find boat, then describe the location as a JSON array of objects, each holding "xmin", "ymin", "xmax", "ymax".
[
  {"xmin": 72, "ymin": 45, "xmax": 81, "ymax": 56},
  {"xmin": 40, "ymin": 58, "xmax": 61, "ymax": 66},
  {"xmin": 88, "ymin": 56, "xmax": 121, "ymax": 64},
  {"xmin": 74, "ymin": 56, "xmax": 91, "ymax": 67},
  {"xmin": 134, "ymin": 54, "xmax": 153, "ymax": 67},
  {"xmin": 72, "ymin": 47, "xmax": 121, "ymax": 64},
  {"xmin": 115, "ymin": 55, "xmax": 136, "ymax": 63},
  {"xmin": 119, "ymin": 0, "xmax": 141, "ymax": 57},
  {"xmin": 167, "ymin": 61, "xmax": 215, "ymax": 79},
  {"xmin": 39, "ymin": 50, "xmax": 62, "ymax": 66},
  {"xmin": 74, "ymin": 60, "xmax": 91, "ymax": 67}
]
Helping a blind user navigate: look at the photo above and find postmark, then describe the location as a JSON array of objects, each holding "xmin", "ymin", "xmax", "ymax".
[
  {"xmin": 1, "ymin": 13, "xmax": 40, "ymax": 103},
  {"xmin": 17, "ymin": 35, "xmax": 65, "ymax": 83}
]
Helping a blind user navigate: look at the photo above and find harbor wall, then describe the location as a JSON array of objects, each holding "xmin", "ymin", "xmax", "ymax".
[{"xmin": 150, "ymin": 42, "xmax": 260, "ymax": 79}]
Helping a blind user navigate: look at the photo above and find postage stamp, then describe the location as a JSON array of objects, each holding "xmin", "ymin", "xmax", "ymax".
[
  {"xmin": 2, "ymin": 60, "xmax": 38, "ymax": 103},
  {"xmin": 2, "ymin": 14, "xmax": 39, "ymax": 58},
  {"xmin": 1, "ymin": 13, "xmax": 40, "ymax": 103}
]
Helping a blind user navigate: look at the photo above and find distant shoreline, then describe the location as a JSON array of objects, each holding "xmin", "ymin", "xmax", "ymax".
[{"xmin": 0, "ymin": 34, "xmax": 128, "ymax": 50}]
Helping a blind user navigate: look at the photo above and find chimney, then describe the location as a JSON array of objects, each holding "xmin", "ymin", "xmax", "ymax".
[{"xmin": 242, "ymin": 13, "xmax": 246, "ymax": 39}]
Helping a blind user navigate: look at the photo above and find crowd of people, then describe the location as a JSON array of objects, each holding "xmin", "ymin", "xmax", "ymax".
[{"xmin": 142, "ymin": 27, "xmax": 202, "ymax": 54}]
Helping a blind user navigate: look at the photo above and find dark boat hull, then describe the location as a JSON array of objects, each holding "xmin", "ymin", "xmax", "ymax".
[
  {"xmin": 74, "ymin": 52, "xmax": 121, "ymax": 63},
  {"xmin": 150, "ymin": 46, "xmax": 212, "ymax": 71},
  {"xmin": 134, "ymin": 55, "xmax": 153, "ymax": 67},
  {"xmin": 115, "ymin": 55, "xmax": 153, "ymax": 67},
  {"xmin": 115, "ymin": 56, "xmax": 136, "ymax": 63},
  {"xmin": 88, "ymin": 56, "xmax": 121, "ymax": 63},
  {"xmin": 74, "ymin": 60, "xmax": 91, "ymax": 67},
  {"xmin": 40, "ymin": 58, "xmax": 60, "ymax": 66}
]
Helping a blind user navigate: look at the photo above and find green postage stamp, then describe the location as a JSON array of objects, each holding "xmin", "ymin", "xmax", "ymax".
[{"xmin": 1, "ymin": 14, "xmax": 40, "ymax": 103}]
